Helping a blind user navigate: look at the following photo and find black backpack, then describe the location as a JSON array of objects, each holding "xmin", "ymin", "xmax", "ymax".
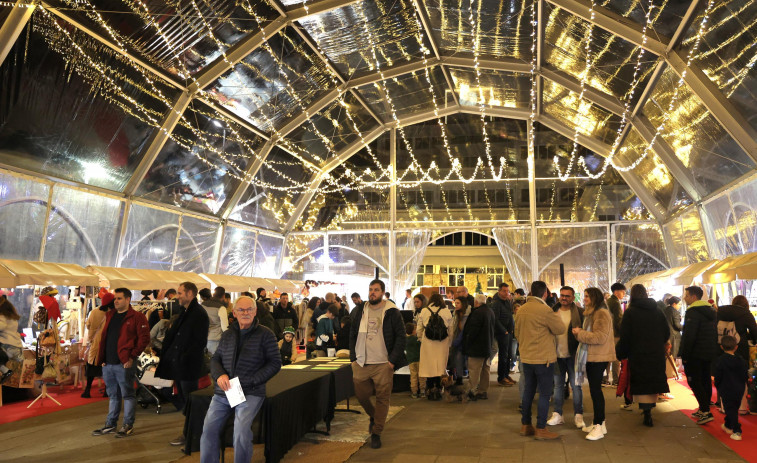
[{"xmin": 424, "ymin": 307, "xmax": 448, "ymax": 341}]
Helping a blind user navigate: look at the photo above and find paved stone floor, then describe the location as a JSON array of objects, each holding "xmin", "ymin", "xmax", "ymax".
[{"xmin": 0, "ymin": 374, "xmax": 748, "ymax": 463}]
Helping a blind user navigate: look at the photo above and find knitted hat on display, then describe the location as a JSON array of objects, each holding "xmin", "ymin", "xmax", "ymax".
[
  {"xmin": 283, "ymin": 326, "xmax": 296, "ymax": 336},
  {"xmin": 40, "ymin": 286, "xmax": 58, "ymax": 297}
]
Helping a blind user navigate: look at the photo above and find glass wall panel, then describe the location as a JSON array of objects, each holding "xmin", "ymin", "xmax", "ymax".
[
  {"xmin": 298, "ymin": 0, "xmax": 429, "ymax": 76},
  {"xmin": 683, "ymin": 0, "xmax": 757, "ymax": 133},
  {"xmin": 173, "ymin": 216, "xmax": 220, "ymax": 274},
  {"xmin": 120, "ymin": 204, "xmax": 180, "ymax": 270},
  {"xmin": 329, "ymin": 232, "xmax": 390, "ymax": 272},
  {"xmin": 492, "ymin": 227, "xmax": 532, "ymax": 290},
  {"xmin": 703, "ymin": 177, "xmax": 757, "ymax": 256},
  {"xmin": 703, "ymin": 195, "xmax": 741, "ymax": 258},
  {"xmin": 282, "ymin": 234, "xmax": 325, "ymax": 275},
  {"xmin": 0, "ymin": 172, "xmax": 49, "ymax": 260},
  {"xmin": 219, "ymin": 226, "xmax": 257, "ymax": 276},
  {"xmin": 664, "ymin": 207, "xmax": 710, "ymax": 266},
  {"xmin": 0, "ymin": 24, "xmax": 164, "ymax": 192},
  {"xmin": 613, "ymin": 223, "xmax": 668, "ymax": 285},
  {"xmin": 643, "ymin": 67, "xmax": 755, "ymax": 195},
  {"xmin": 44, "ymin": 187, "xmax": 124, "ymax": 267},
  {"xmin": 254, "ymin": 234, "xmax": 284, "ymax": 278},
  {"xmin": 137, "ymin": 103, "xmax": 264, "ymax": 215},
  {"xmin": 537, "ymin": 225, "xmax": 610, "ymax": 293}
]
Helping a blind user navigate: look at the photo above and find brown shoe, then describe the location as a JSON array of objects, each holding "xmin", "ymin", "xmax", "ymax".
[
  {"xmin": 520, "ymin": 424, "xmax": 535, "ymax": 436},
  {"xmin": 505, "ymin": 377, "xmax": 517, "ymax": 385},
  {"xmin": 498, "ymin": 379, "xmax": 514, "ymax": 387},
  {"xmin": 534, "ymin": 427, "xmax": 559, "ymax": 440}
]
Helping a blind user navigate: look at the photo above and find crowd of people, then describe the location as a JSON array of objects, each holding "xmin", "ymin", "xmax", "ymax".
[{"xmin": 1, "ymin": 276, "xmax": 755, "ymax": 462}]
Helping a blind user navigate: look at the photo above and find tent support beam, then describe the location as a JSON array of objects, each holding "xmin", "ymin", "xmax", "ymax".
[{"xmin": 0, "ymin": 0, "xmax": 35, "ymax": 67}]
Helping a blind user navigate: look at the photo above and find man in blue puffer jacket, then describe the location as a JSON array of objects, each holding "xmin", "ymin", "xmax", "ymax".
[{"xmin": 200, "ymin": 296, "xmax": 281, "ymax": 463}]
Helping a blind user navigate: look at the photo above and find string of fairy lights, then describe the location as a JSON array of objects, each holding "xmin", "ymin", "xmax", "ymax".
[{"xmin": 3, "ymin": 0, "xmax": 732, "ymax": 225}]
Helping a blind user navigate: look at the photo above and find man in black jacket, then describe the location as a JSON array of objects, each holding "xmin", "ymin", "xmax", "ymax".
[
  {"xmin": 680, "ymin": 285, "xmax": 719, "ymax": 425},
  {"xmin": 491, "ymin": 283, "xmax": 515, "ymax": 386},
  {"xmin": 349, "ymin": 279, "xmax": 406, "ymax": 450},
  {"xmin": 462, "ymin": 294, "xmax": 495, "ymax": 400},
  {"xmin": 201, "ymin": 295, "xmax": 281, "ymax": 463},
  {"xmin": 155, "ymin": 282, "xmax": 209, "ymax": 447},
  {"xmin": 273, "ymin": 292, "xmax": 298, "ymax": 339}
]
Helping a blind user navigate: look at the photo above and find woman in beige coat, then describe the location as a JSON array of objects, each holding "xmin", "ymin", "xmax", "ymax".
[
  {"xmin": 418, "ymin": 293, "xmax": 454, "ymax": 400},
  {"xmin": 572, "ymin": 287, "xmax": 616, "ymax": 441},
  {"xmin": 81, "ymin": 293, "xmax": 113, "ymax": 398}
]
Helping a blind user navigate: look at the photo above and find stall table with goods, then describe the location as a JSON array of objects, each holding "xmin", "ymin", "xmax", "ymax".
[{"xmin": 182, "ymin": 358, "xmax": 353, "ymax": 463}]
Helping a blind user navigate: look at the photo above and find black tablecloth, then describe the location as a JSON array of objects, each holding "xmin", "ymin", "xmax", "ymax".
[{"xmin": 183, "ymin": 360, "xmax": 352, "ymax": 463}]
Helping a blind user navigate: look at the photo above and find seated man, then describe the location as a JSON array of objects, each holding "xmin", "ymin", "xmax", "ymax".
[{"xmin": 200, "ymin": 296, "xmax": 281, "ymax": 463}]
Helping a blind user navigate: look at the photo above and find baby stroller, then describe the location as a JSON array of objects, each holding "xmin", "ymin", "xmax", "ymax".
[{"xmin": 136, "ymin": 352, "xmax": 173, "ymax": 414}]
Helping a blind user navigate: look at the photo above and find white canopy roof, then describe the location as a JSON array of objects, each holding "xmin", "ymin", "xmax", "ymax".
[
  {"xmin": 87, "ymin": 265, "xmax": 207, "ymax": 290},
  {"xmin": 200, "ymin": 273, "xmax": 261, "ymax": 292},
  {"xmin": 0, "ymin": 259, "xmax": 99, "ymax": 287}
]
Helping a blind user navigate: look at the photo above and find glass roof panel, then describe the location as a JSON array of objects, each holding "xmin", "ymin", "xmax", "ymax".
[
  {"xmin": 544, "ymin": 3, "xmax": 658, "ymax": 101},
  {"xmin": 601, "ymin": 0, "xmax": 688, "ymax": 39},
  {"xmin": 229, "ymin": 146, "xmax": 317, "ymax": 231},
  {"xmin": 0, "ymin": 20, "xmax": 173, "ymax": 192},
  {"xmin": 424, "ymin": 0, "xmax": 532, "ymax": 60},
  {"xmin": 298, "ymin": 0, "xmax": 429, "ymax": 77},
  {"xmin": 643, "ymin": 66, "xmax": 756, "ymax": 195},
  {"xmin": 53, "ymin": 0, "xmax": 276, "ymax": 78},
  {"xmin": 542, "ymin": 79, "xmax": 624, "ymax": 145},
  {"xmin": 449, "ymin": 67, "xmax": 530, "ymax": 109},
  {"xmin": 282, "ymin": 92, "xmax": 381, "ymax": 166},
  {"xmin": 682, "ymin": 0, "xmax": 757, "ymax": 133},
  {"xmin": 615, "ymin": 128, "xmax": 693, "ymax": 215},
  {"xmin": 206, "ymin": 26, "xmax": 334, "ymax": 132},
  {"xmin": 136, "ymin": 102, "xmax": 265, "ymax": 215},
  {"xmin": 357, "ymin": 66, "xmax": 449, "ymax": 121}
]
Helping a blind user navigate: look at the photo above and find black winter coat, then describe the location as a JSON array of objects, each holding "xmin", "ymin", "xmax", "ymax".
[
  {"xmin": 680, "ymin": 302, "xmax": 719, "ymax": 361},
  {"xmin": 716, "ymin": 304, "xmax": 757, "ymax": 363},
  {"xmin": 616, "ymin": 297, "xmax": 670, "ymax": 395},
  {"xmin": 257, "ymin": 302, "xmax": 281, "ymax": 339},
  {"xmin": 155, "ymin": 298, "xmax": 209, "ymax": 381},
  {"xmin": 462, "ymin": 304, "xmax": 495, "ymax": 358},
  {"xmin": 490, "ymin": 294, "xmax": 514, "ymax": 337},
  {"xmin": 349, "ymin": 303, "xmax": 407, "ymax": 370},
  {"xmin": 273, "ymin": 302, "xmax": 299, "ymax": 331},
  {"xmin": 210, "ymin": 319, "xmax": 281, "ymax": 397}
]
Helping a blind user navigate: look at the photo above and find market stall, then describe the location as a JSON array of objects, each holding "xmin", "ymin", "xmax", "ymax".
[
  {"xmin": 199, "ymin": 273, "xmax": 263, "ymax": 293},
  {"xmin": 701, "ymin": 251, "xmax": 757, "ymax": 308}
]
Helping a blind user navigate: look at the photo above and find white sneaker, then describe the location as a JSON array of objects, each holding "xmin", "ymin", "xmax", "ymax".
[
  {"xmin": 574, "ymin": 414, "xmax": 585, "ymax": 428},
  {"xmin": 731, "ymin": 432, "xmax": 742, "ymax": 441},
  {"xmin": 547, "ymin": 412, "xmax": 564, "ymax": 426},
  {"xmin": 582, "ymin": 422, "xmax": 607, "ymax": 435},
  {"xmin": 586, "ymin": 425, "xmax": 605, "ymax": 441},
  {"xmin": 620, "ymin": 403, "xmax": 634, "ymax": 411}
]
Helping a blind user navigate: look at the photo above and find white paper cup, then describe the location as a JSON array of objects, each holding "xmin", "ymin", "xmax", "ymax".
[{"xmin": 327, "ymin": 348, "xmax": 336, "ymax": 357}]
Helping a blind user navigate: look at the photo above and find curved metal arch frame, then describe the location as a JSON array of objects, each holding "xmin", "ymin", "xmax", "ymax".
[
  {"xmin": 118, "ymin": 223, "xmax": 207, "ymax": 273},
  {"xmin": 284, "ymin": 244, "xmax": 390, "ymax": 275}
]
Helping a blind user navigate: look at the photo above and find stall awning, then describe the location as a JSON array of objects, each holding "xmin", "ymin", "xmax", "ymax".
[
  {"xmin": 267, "ymin": 279, "xmax": 299, "ymax": 294},
  {"xmin": 626, "ymin": 270, "xmax": 667, "ymax": 289},
  {"xmin": 200, "ymin": 273, "xmax": 260, "ymax": 292},
  {"xmin": 87, "ymin": 266, "xmax": 208, "ymax": 290},
  {"xmin": 671, "ymin": 260, "xmax": 719, "ymax": 286},
  {"xmin": 702, "ymin": 252, "xmax": 757, "ymax": 284},
  {"xmin": 0, "ymin": 264, "xmax": 17, "ymax": 287},
  {"xmin": 0, "ymin": 259, "xmax": 99, "ymax": 287}
]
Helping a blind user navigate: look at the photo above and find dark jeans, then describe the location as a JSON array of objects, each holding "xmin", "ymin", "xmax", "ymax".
[
  {"xmin": 169, "ymin": 379, "xmax": 200, "ymax": 412},
  {"xmin": 684, "ymin": 359, "xmax": 712, "ymax": 412},
  {"xmin": 522, "ymin": 362, "xmax": 554, "ymax": 428},
  {"xmin": 496, "ymin": 333, "xmax": 512, "ymax": 381},
  {"xmin": 722, "ymin": 396, "xmax": 742, "ymax": 434},
  {"xmin": 586, "ymin": 362, "xmax": 606, "ymax": 425}
]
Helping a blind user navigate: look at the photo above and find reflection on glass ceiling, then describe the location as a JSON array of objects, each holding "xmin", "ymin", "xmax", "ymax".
[
  {"xmin": 449, "ymin": 67, "xmax": 530, "ymax": 109},
  {"xmin": 207, "ymin": 27, "xmax": 334, "ymax": 132},
  {"xmin": 600, "ymin": 0, "xmax": 687, "ymax": 39},
  {"xmin": 298, "ymin": 0, "xmax": 429, "ymax": 77},
  {"xmin": 544, "ymin": 3, "xmax": 657, "ymax": 101},
  {"xmin": 643, "ymin": 67, "xmax": 755, "ymax": 195},
  {"xmin": 424, "ymin": 0, "xmax": 532, "ymax": 59},
  {"xmin": 357, "ymin": 66, "xmax": 449, "ymax": 120}
]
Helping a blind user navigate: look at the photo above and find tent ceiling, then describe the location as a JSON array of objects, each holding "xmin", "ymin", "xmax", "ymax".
[{"xmin": 0, "ymin": 0, "xmax": 755, "ymax": 233}]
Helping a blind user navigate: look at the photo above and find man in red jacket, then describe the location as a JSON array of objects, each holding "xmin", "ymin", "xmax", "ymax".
[{"xmin": 92, "ymin": 288, "xmax": 150, "ymax": 438}]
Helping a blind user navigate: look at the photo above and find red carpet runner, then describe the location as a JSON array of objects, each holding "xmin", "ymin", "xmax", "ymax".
[
  {"xmin": 675, "ymin": 379, "xmax": 757, "ymax": 462},
  {"xmin": 0, "ymin": 385, "xmax": 107, "ymax": 426}
]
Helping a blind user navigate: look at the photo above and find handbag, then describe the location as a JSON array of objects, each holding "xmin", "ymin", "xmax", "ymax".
[
  {"xmin": 41, "ymin": 360, "xmax": 58, "ymax": 381},
  {"xmin": 34, "ymin": 307, "xmax": 48, "ymax": 325},
  {"xmin": 35, "ymin": 343, "xmax": 45, "ymax": 375},
  {"xmin": 39, "ymin": 329, "xmax": 57, "ymax": 348}
]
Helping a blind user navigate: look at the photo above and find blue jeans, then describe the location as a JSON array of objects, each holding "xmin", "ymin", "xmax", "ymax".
[
  {"xmin": 553, "ymin": 357, "xmax": 583, "ymax": 415},
  {"xmin": 496, "ymin": 333, "xmax": 512, "ymax": 381},
  {"xmin": 102, "ymin": 363, "xmax": 136, "ymax": 427},
  {"xmin": 522, "ymin": 362, "xmax": 555, "ymax": 428},
  {"xmin": 207, "ymin": 340, "xmax": 219, "ymax": 355},
  {"xmin": 200, "ymin": 393, "xmax": 265, "ymax": 463}
]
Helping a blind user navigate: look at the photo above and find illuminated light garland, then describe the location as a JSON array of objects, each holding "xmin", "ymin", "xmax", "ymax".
[{"xmin": 526, "ymin": 0, "xmax": 538, "ymax": 209}]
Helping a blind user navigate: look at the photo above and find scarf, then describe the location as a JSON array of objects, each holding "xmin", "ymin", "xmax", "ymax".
[{"xmin": 574, "ymin": 314, "xmax": 592, "ymax": 386}]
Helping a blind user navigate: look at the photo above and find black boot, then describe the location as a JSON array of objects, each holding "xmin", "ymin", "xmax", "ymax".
[{"xmin": 641, "ymin": 404, "xmax": 654, "ymax": 427}]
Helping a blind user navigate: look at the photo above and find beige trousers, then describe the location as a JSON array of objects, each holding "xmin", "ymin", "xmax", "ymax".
[
  {"xmin": 467, "ymin": 357, "xmax": 491, "ymax": 394},
  {"xmin": 352, "ymin": 362, "xmax": 394, "ymax": 435},
  {"xmin": 408, "ymin": 362, "xmax": 426, "ymax": 394}
]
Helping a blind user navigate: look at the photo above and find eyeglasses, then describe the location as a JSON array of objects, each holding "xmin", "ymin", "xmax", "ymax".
[
  {"xmin": 236, "ymin": 308, "xmax": 254, "ymax": 314},
  {"xmin": 559, "ymin": 294, "xmax": 572, "ymax": 298}
]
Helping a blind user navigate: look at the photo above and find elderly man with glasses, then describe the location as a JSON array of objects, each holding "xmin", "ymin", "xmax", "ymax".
[{"xmin": 200, "ymin": 296, "xmax": 281, "ymax": 463}]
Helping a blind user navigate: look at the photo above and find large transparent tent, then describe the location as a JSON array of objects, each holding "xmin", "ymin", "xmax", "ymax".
[{"xmin": 0, "ymin": 0, "xmax": 755, "ymax": 297}]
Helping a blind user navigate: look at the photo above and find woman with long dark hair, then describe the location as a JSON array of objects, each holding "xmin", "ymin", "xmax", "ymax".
[
  {"xmin": 0, "ymin": 295, "xmax": 22, "ymax": 383},
  {"xmin": 81, "ymin": 292, "xmax": 115, "ymax": 398},
  {"xmin": 572, "ymin": 287, "xmax": 616, "ymax": 440},
  {"xmin": 615, "ymin": 284, "xmax": 670, "ymax": 427}
]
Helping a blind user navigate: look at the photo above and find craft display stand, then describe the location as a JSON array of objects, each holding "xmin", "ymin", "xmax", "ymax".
[{"xmin": 27, "ymin": 383, "xmax": 61, "ymax": 408}]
